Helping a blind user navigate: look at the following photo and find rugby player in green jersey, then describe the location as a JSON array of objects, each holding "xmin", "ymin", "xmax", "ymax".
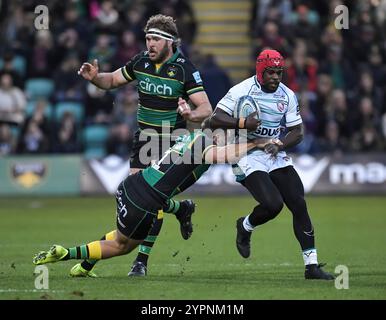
[
  {"xmin": 77, "ymin": 14, "xmax": 212, "ymax": 277},
  {"xmin": 33, "ymin": 125, "xmax": 279, "ymax": 273}
]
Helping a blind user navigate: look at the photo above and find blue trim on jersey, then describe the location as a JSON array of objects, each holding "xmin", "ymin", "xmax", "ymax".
[
  {"xmin": 281, "ymin": 87, "xmax": 291, "ymax": 108},
  {"xmin": 253, "ymin": 76, "xmax": 261, "ymax": 88},
  {"xmin": 218, "ymin": 102, "xmax": 233, "ymax": 114},
  {"xmin": 259, "ymin": 106, "xmax": 284, "ymax": 116}
]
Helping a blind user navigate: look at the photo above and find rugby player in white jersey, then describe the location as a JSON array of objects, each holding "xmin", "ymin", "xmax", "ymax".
[{"xmin": 204, "ymin": 49, "xmax": 334, "ymax": 280}]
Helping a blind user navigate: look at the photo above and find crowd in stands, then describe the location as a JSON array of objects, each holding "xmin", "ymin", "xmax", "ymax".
[
  {"xmin": 0, "ymin": 0, "xmax": 385, "ymax": 158},
  {"xmin": 251, "ymin": 0, "xmax": 386, "ymax": 155}
]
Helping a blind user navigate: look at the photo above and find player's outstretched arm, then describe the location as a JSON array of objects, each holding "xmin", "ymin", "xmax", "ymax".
[
  {"xmin": 204, "ymin": 138, "xmax": 282, "ymax": 164},
  {"xmin": 78, "ymin": 59, "xmax": 128, "ymax": 90}
]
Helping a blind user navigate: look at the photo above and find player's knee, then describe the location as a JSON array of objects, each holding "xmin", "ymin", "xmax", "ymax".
[
  {"xmin": 264, "ymin": 198, "xmax": 283, "ymax": 219},
  {"xmin": 288, "ymin": 195, "xmax": 307, "ymax": 213},
  {"xmin": 115, "ymin": 237, "xmax": 131, "ymax": 254},
  {"xmin": 117, "ymin": 242, "xmax": 131, "ymax": 254}
]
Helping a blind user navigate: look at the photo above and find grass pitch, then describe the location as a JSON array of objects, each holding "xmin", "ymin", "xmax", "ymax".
[{"xmin": 0, "ymin": 196, "xmax": 385, "ymax": 300}]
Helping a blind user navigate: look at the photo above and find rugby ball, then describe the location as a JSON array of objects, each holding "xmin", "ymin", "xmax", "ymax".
[
  {"xmin": 234, "ymin": 95, "xmax": 260, "ymax": 120},
  {"xmin": 233, "ymin": 95, "xmax": 261, "ymax": 139}
]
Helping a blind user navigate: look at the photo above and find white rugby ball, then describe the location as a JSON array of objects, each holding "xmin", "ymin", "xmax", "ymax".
[
  {"xmin": 233, "ymin": 95, "xmax": 261, "ymax": 139},
  {"xmin": 233, "ymin": 95, "xmax": 260, "ymax": 120}
]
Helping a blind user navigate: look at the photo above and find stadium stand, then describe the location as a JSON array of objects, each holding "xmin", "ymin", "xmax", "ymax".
[{"xmin": 0, "ymin": 0, "xmax": 385, "ymax": 157}]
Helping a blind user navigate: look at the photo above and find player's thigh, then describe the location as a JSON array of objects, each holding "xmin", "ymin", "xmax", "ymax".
[
  {"xmin": 242, "ymin": 170, "xmax": 283, "ymax": 206},
  {"xmin": 115, "ymin": 184, "xmax": 156, "ymax": 241},
  {"xmin": 269, "ymin": 166, "xmax": 305, "ymax": 201}
]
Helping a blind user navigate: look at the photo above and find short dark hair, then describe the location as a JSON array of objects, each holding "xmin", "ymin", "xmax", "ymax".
[{"xmin": 144, "ymin": 14, "xmax": 180, "ymax": 50}]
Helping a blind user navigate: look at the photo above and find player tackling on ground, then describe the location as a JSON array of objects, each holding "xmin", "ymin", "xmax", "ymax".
[
  {"xmin": 32, "ymin": 126, "xmax": 276, "ymax": 272},
  {"xmin": 204, "ymin": 49, "xmax": 334, "ymax": 280}
]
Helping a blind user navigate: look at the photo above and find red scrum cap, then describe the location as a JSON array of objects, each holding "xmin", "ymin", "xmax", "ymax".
[{"xmin": 256, "ymin": 49, "xmax": 285, "ymax": 84}]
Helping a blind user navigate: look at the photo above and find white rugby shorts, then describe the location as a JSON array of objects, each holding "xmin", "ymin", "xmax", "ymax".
[{"xmin": 232, "ymin": 150, "xmax": 293, "ymax": 181}]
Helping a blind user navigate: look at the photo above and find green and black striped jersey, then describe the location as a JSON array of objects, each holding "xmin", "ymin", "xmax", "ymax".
[
  {"xmin": 139, "ymin": 130, "xmax": 214, "ymax": 201},
  {"xmin": 120, "ymin": 130, "xmax": 214, "ymax": 211},
  {"xmin": 120, "ymin": 49, "xmax": 205, "ymax": 133}
]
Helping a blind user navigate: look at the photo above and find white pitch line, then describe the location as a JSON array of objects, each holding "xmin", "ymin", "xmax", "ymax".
[{"xmin": 0, "ymin": 289, "xmax": 64, "ymax": 293}]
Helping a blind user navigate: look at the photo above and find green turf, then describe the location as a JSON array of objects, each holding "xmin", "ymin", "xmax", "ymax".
[{"xmin": 0, "ymin": 196, "xmax": 385, "ymax": 300}]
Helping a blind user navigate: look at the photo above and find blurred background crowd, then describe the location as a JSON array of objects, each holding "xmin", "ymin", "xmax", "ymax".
[{"xmin": 0, "ymin": 0, "xmax": 385, "ymax": 159}]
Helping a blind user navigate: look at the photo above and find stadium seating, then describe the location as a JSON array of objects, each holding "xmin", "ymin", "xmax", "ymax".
[
  {"xmin": 25, "ymin": 101, "xmax": 54, "ymax": 119},
  {"xmin": 9, "ymin": 125, "xmax": 21, "ymax": 141},
  {"xmin": 0, "ymin": 54, "xmax": 26, "ymax": 77},
  {"xmin": 55, "ymin": 102, "xmax": 85, "ymax": 124},
  {"xmin": 25, "ymin": 78, "xmax": 54, "ymax": 99},
  {"xmin": 83, "ymin": 124, "xmax": 109, "ymax": 159}
]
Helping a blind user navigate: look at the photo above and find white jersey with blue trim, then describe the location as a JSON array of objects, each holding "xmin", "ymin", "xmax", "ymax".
[
  {"xmin": 216, "ymin": 75, "xmax": 302, "ymax": 139},
  {"xmin": 216, "ymin": 75, "xmax": 302, "ymax": 178}
]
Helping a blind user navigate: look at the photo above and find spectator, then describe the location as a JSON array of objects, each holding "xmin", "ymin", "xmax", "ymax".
[
  {"xmin": 286, "ymin": 40, "xmax": 318, "ymax": 93},
  {"xmin": 53, "ymin": 111, "xmax": 80, "ymax": 153},
  {"xmin": 317, "ymin": 120, "xmax": 347, "ymax": 155},
  {"xmin": 122, "ymin": 6, "xmax": 147, "ymax": 42},
  {"xmin": 113, "ymin": 30, "xmax": 141, "ymax": 69},
  {"xmin": 366, "ymin": 45, "xmax": 386, "ymax": 90},
  {"xmin": 111, "ymin": 85, "xmax": 138, "ymax": 131},
  {"xmin": 290, "ymin": 4, "xmax": 320, "ymax": 43},
  {"xmin": 26, "ymin": 30, "xmax": 55, "ymax": 79},
  {"xmin": 309, "ymin": 73, "xmax": 333, "ymax": 138},
  {"xmin": 84, "ymin": 82, "xmax": 114, "ymax": 125},
  {"xmin": 53, "ymin": 54, "xmax": 84, "ymax": 102},
  {"xmin": 0, "ymin": 123, "xmax": 17, "ymax": 155},
  {"xmin": 328, "ymin": 89, "xmax": 352, "ymax": 139},
  {"xmin": 353, "ymin": 96, "xmax": 382, "ymax": 133},
  {"xmin": 95, "ymin": 0, "xmax": 120, "ymax": 34},
  {"xmin": 350, "ymin": 69, "xmax": 384, "ymax": 114},
  {"xmin": 254, "ymin": 21, "xmax": 289, "ymax": 57},
  {"xmin": 17, "ymin": 119, "xmax": 49, "ymax": 154},
  {"xmin": 55, "ymin": 28, "xmax": 87, "ymax": 67},
  {"xmin": 106, "ymin": 121, "xmax": 133, "ymax": 158},
  {"xmin": 88, "ymin": 34, "xmax": 116, "ymax": 66},
  {"xmin": 0, "ymin": 73, "xmax": 26, "ymax": 125},
  {"xmin": 0, "ymin": 51, "xmax": 24, "ymax": 88},
  {"xmin": 199, "ymin": 53, "xmax": 232, "ymax": 108},
  {"xmin": 351, "ymin": 123, "xmax": 385, "ymax": 152},
  {"xmin": 17, "ymin": 99, "xmax": 51, "ymax": 153},
  {"xmin": 319, "ymin": 44, "xmax": 355, "ymax": 90},
  {"xmin": 292, "ymin": 91, "xmax": 319, "ymax": 154},
  {"xmin": 53, "ymin": 3, "xmax": 93, "ymax": 48}
]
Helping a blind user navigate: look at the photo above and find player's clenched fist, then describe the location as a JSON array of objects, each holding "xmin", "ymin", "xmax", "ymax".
[
  {"xmin": 177, "ymin": 97, "xmax": 192, "ymax": 120},
  {"xmin": 78, "ymin": 59, "xmax": 99, "ymax": 81}
]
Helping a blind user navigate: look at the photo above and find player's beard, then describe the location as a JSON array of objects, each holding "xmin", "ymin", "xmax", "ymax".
[{"xmin": 152, "ymin": 42, "xmax": 170, "ymax": 64}]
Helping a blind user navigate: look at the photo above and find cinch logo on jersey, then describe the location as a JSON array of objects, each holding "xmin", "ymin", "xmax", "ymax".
[
  {"xmin": 255, "ymin": 126, "xmax": 281, "ymax": 137},
  {"xmin": 139, "ymin": 78, "xmax": 173, "ymax": 95},
  {"xmin": 116, "ymin": 189, "xmax": 128, "ymax": 218}
]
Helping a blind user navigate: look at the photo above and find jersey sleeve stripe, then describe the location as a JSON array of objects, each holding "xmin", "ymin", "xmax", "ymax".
[
  {"xmin": 287, "ymin": 118, "xmax": 302, "ymax": 124},
  {"xmin": 138, "ymin": 120, "xmax": 174, "ymax": 127},
  {"xmin": 217, "ymin": 102, "xmax": 233, "ymax": 113},
  {"xmin": 187, "ymin": 86, "xmax": 204, "ymax": 95},
  {"xmin": 121, "ymin": 67, "xmax": 132, "ymax": 81}
]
